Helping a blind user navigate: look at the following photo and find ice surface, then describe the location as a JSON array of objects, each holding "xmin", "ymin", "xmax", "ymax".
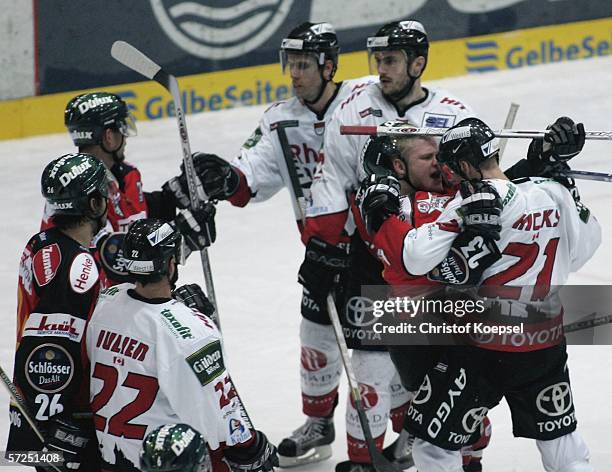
[{"xmin": 0, "ymin": 55, "xmax": 611, "ymax": 470}]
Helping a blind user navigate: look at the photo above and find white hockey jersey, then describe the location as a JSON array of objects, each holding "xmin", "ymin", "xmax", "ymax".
[
  {"xmin": 398, "ymin": 178, "xmax": 601, "ymax": 336},
  {"xmin": 86, "ymin": 284, "xmax": 251, "ymax": 469},
  {"xmin": 231, "ymin": 76, "xmax": 376, "ymax": 217},
  {"xmin": 306, "ymin": 83, "xmax": 475, "ymax": 225}
]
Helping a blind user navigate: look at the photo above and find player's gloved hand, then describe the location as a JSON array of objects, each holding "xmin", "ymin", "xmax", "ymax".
[
  {"xmin": 458, "ymin": 180, "xmax": 502, "ymax": 241},
  {"xmin": 298, "ymin": 237, "xmax": 350, "ymax": 300},
  {"xmin": 97, "ymin": 231, "xmax": 132, "ymax": 283},
  {"xmin": 173, "ymin": 283, "xmax": 216, "ymax": 319},
  {"xmin": 175, "ymin": 203, "xmax": 216, "ymax": 251},
  {"xmin": 44, "ymin": 416, "xmax": 93, "ymax": 471},
  {"xmin": 224, "ymin": 431, "xmax": 279, "ymax": 472},
  {"xmin": 358, "ymin": 174, "xmax": 400, "ymax": 234},
  {"xmin": 527, "ymin": 117, "xmax": 585, "ymax": 174},
  {"xmin": 163, "ymin": 153, "xmax": 240, "ymax": 208}
]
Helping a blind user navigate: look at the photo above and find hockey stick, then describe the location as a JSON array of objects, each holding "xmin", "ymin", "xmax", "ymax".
[
  {"xmin": 498, "ymin": 103, "xmax": 520, "ymax": 161},
  {"xmin": 274, "ymin": 122, "xmax": 400, "ymax": 472},
  {"xmin": 564, "ymin": 313, "xmax": 612, "ymax": 333},
  {"xmin": 110, "ymin": 40, "xmax": 219, "ymax": 326},
  {"xmin": 340, "ymin": 123, "xmax": 612, "ymax": 140},
  {"xmin": 0, "ymin": 365, "xmax": 63, "ymax": 472},
  {"xmin": 565, "ymin": 170, "xmax": 612, "ymax": 183}
]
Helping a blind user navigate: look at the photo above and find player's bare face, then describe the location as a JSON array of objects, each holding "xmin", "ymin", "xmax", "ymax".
[
  {"xmin": 375, "ymin": 51, "xmax": 410, "ymax": 97},
  {"xmin": 406, "ymin": 139, "xmax": 443, "ymax": 192},
  {"xmin": 286, "ymin": 53, "xmax": 323, "ymax": 102}
]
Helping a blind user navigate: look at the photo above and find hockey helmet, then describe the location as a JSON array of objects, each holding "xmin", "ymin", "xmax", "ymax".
[
  {"xmin": 437, "ymin": 117, "xmax": 500, "ymax": 177},
  {"xmin": 280, "ymin": 22, "xmax": 340, "ymax": 78},
  {"xmin": 140, "ymin": 423, "xmax": 211, "ymax": 472},
  {"xmin": 41, "ymin": 153, "xmax": 110, "ymax": 216},
  {"xmin": 65, "ymin": 92, "xmax": 136, "ymax": 147},
  {"xmin": 122, "ymin": 219, "xmax": 184, "ymax": 278},
  {"xmin": 360, "ymin": 135, "xmax": 402, "ymax": 178},
  {"xmin": 367, "ymin": 20, "xmax": 428, "ymax": 71}
]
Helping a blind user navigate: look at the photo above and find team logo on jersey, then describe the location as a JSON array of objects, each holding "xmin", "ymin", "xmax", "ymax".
[
  {"xmin": 25, "ymin": 343, "xmax": 74, "ymax": 394},
  {"xmin": 350, "ymin": 383, "xmax": 378, "ymax": 410},
  {"xmin": 416, "ymin": 193, "xmax": 452, "ymax": 214},
  {"xmin": 186, "ymin": 340, "xmax": 225, "ymax": 386},
  {"xmin": 149, "ymin": 0, "xmax": 294, "ymax": 60},
  {"xmin": 23, "ymin": 313, "xmax": 86, "ymax": 342},
  {"xmin": 69, "ymin": 252, "xmax": 99, "ymax": 293},
  {"xmin": 301, "ymin": 347, "xmax": 327, "ymax": 372},
  {"xmin": 229, "ymin": 418, "xmax": 251, "ymax": 444},
  {"xmin": 19, "ymin": 246, "xmax": 34, "ymax": 295},
  {"xmin": 32, "ymin": 243, "xmax": 62, "ymax": 287},
  {"xmin": 242, "ymin": 126, "xmax": 263, "ymax": 149}
]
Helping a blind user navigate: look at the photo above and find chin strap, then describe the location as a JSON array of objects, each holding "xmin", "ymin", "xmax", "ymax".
[{"xmin": 304, "ymin": 67, "xmax": 331, "ymax": 105}]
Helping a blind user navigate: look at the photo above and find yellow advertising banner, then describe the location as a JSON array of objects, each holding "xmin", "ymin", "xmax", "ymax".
[{"xmin": 1, "ymin": 17, "xmax": 610, "ymax": 141}]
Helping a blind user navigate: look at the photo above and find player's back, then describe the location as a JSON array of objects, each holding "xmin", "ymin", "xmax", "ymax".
[
  {"xmin": 86, "ymin": 283, "xmax": 223, "ymax": 470},
  {"xmin": 478, "ymin": 178, "xmax": 601, "ymax": 312}
]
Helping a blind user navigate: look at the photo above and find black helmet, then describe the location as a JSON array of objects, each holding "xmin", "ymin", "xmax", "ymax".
[
  {"xmin": 280, "ymin": 22, "xmax": 340, "ymax": 78},
  {"xmin": 122, "ymin": 219, "xmax": 183, "ymax": 278},
  {"xmin": 437, "ymin": 118, "xmax": 500, "ymax": 176},
  {"xmin": 367, "ymin": 20, "xmax": 428, "ymax": 60},
  {"xmin": 361, "ymin": 135, "xmax": 402, "ymax": 178},
  {"xmin": 65, "ymin": 92, "xmax": 136, "ymax": 146},
  {"xmin": 41, "ymin": 153, "xmax": 110, "ymax": 216},
  {"xmin": 140, "ymin": 423, "xmax": 211, "ymax": 472}
]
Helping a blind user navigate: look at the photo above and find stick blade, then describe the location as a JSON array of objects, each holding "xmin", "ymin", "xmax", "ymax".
[{"xmin": 111, "ymin": 40, "xmax": 161, "ymax": 79}]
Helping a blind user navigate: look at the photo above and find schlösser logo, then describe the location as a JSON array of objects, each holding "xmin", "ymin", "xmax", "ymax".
[{"xmin": 149, "ymin": 0, "xmax": 294, "ymax": 60}]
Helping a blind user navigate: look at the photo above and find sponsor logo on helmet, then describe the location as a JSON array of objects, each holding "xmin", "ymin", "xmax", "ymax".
[
  {"xmin": 186, "ymin": 340, "xmax": 225, "ymax": 386},
  {"xmin": 150, "ymin": 0, "xmax": 293, "ymax": 60},
  {"xmin": 281, "ymin": 38, "xmax": 304, "ymax": 51},
  {"xmin": 481, "ymin": 140, "xmax": 499, "ymax": 157},
  {"xmin": 25, "ymin": 343, "xmax": 74, "ymax": 393},
  {"xmin": 70, "ymin": 130, "xmax": 93, "ymax": 141},
  {"xmin": 69, "ymin": 252, "xmax": 98, "ymax": 293},
  {"xmin": 170, "ymin": 427, "xmax": 196, "ymax": 456},
  {"xmin": 49, "ymin": 201, "xmax": 74, "ymax": 210},
  {"xmin": 147, "ymin": 222, "xmax": 176, "ymax": 246},
  {"xmin": 441, "ymin": 126, "xmax": 472, "ymax": 143},
  {"xmin": 161, "ymin": 309, "xmax": 195, "ymax": 340},
  {"xmin": 77, "ymin": 95, "xmax": 115, "ymax": 114},
  {"xmin": 399, "ymin": 20, "xmax": 426, "ymax": 35},
  {"xmin": 32, "ymin": 243, "xmax": 62, "ymax": 287},
  {"xmin": 59, "ymin": 160, "xmax": 93, "ymax": 187},
  {"xmin": 23, "ymin": 313, "xmax": 86, "ymax": 342}
]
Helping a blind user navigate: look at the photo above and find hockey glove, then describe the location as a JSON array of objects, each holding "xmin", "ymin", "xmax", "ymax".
[
  {"xmin": 224, "ymin": 431, "xmax": 279, "ymax": 472},
  {"xmin": 358, "ymin": 174, "xmax": 401, "ymax": 234},
  {"xmin": 457, "ymin": 180, "xmax": 502, "ymax": 241},
  {"xmin": 298, "ymin": 237, "xmax": 350, "ymax": 300},
  {"xmin": 44, "ymin": 416, "xmax": 93, "ymax": 471},
  {"xmin": 173, "ymin": 283, "xmax": 217, "ymax": 320},
  {"xmin": 186, "ymin": 153, "xmax": 240, "ymax": 201},
  {"xmin": 527, "ymin": 116, "xmax": 585, "ymax": 174},
  {"xmin": 175, "ymin": 203, "xmax": 217, "ymax": 251}
]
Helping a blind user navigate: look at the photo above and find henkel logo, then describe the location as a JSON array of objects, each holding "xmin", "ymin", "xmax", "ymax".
[
  {"xmin": 69, "ymin": 253, "xmax": 99, "ymax": 293},
  {"xmin": 301, "ymin": 347, "xmax": 327, "ymax": 372},
  {"xmin": 32, "ymin": 243, "xmax": 62, "ymax": 287},
  {"xmin": 23, "ymin": 313, "xmax": 86, "ymax": 342},
  {"xmin": 149, "ymin": 0, "xmax": 294, "ymax": 59}
]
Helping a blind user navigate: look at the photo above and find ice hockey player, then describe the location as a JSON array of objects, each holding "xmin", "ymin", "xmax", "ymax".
[
  {"xmin": 43, "ymin": 92, "xmax": 215, "ymax": 284},
  {"xmin": 7, "ymin": 153, "xmax": 111, "ymax": 470},
  {"xmin": 356, "ymin": 133, "xmax": 492, "ymax": 471},
  {"xmin": 361, "ymin": 117, "xmax": 600, "ymax": 471},
  {"xmin": 140, "ymin": 423, "xmax": 212, "ymax": 472},
  {"xmin": 86, "ymin": 218, "xmax": 278, "ymax": 471},
  {"xmin": 163, "ymin": 22, "xmax": 376, "ymax": 468},
  {"xmin": 299, "ymin": 20, "xmax": 475, "ymax": 471}
]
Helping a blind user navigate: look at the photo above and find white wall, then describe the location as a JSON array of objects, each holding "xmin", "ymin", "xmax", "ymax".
[{"xmin": 0, "ymin": 0, "xmax": 35, "ymax": 100}]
